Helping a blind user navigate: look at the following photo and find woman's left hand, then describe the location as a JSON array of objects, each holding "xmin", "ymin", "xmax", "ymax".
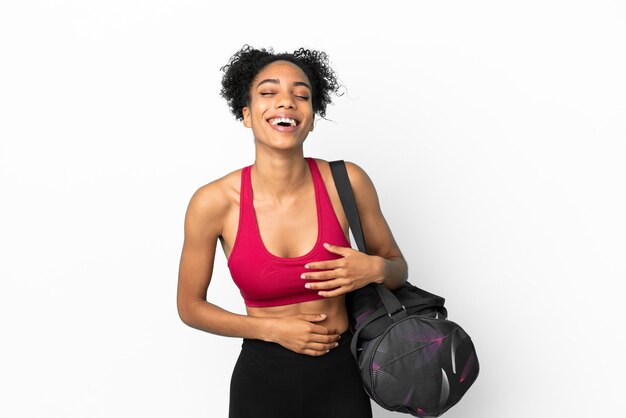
[{"xmin": 300, "ymin": 243, "xmax": 385, "ymax": 297}]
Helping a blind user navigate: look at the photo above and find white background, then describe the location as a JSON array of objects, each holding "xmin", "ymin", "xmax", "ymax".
[{"xmin": 1, "ymin": 1, "xmax": 625, "ymax": 417}]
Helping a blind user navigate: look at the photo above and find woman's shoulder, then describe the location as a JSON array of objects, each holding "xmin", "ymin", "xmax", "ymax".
[
  {"xmin": 311, "ymin": 157, "xmax": 372, "ymax": 188},
  {"xmin": 186, "ymin": 166, "xmax": 244, "ymax": 221}
]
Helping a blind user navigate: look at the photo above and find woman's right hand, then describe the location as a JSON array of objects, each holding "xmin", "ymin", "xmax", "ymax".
[{"xmin": 266, "ymin": 314, "xmax": 342, "ymax": 356}]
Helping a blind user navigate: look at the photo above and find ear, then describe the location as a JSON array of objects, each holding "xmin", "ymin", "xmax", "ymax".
[
  {"xmin": 242, "ymin": 106, "xmax": 251, "ymax": 128},
  {"xmin": 310, "ymin": 119, "xmax": 315, "ymax": 132}
]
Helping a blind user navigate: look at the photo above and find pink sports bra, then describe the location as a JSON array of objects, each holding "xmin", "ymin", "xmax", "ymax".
[{"xmin": 227, "ymin": 157, "xmax": 351, "ymax": 307}]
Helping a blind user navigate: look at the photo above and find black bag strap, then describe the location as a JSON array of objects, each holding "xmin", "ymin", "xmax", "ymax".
[
  {"xmin": 329, "ymin": 160, "xmax": 407, "ymax": 317},
  {"xmin": 329, "ymin": 160, "xmax": 368, "ymax": 254}
]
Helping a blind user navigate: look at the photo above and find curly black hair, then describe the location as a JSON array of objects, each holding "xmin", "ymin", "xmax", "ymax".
[{"xmin": 220, "ymin": 45, "xmax": 341, "ymax": 121}]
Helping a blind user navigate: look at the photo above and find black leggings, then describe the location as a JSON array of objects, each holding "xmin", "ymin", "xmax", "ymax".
[{"xmin": 229, "ymin": 330, "xmax": 372, "ymax": 418}]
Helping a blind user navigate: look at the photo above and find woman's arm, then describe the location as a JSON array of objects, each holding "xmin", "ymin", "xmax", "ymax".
[
  {"xmin": 345, "ymin": 160, "xmax": 408, "ymax": 290},
  {"xmin": 176, "ymin": 182, "xmax": 269, "ymax": 338}
]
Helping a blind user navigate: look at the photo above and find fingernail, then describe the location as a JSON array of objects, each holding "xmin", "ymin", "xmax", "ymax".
[
  {"xmin": 335, "ymin": 342, "xmax": 339, "ymax": 347},
  {"xmin": 304, "ymin": 264, "xmax": 309, "ymax": 269},
  {"xmin": 337, "ymin": 334, "xmax": 341, "ymax": 339},
  {"xmin": 323, "ymin": 242, "xmax": 329, "ymax": 247},
  {"xmin": 304, "ymin": 283, "xmax": 311, "ymax": 289},
  {"xmin": 300, "ymin": 274, "xmax": 306, "ymax": 279},
  {"xmin": 320, "ymin": 314, "xmax": 327, "ymax": 319}
]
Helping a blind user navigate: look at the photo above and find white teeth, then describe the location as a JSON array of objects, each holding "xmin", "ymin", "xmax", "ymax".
[{"xmin": 270, "ymin": 117, "xmax": 297, "ymax": 126}]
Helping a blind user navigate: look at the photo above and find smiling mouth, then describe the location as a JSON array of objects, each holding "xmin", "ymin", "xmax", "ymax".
[{"xmin": 267, "ymin": 117, "xmax": 299, "ymax": 127}]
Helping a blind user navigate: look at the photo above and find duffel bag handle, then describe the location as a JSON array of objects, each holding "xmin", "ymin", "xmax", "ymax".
[{"xmin": 374, "ymin": 284, "xmax": 408, "ymax": 321}]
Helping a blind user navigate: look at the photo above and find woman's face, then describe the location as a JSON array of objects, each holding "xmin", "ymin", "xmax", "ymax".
[{"xmin": 242, "ymin": 60, "xmax": 314, "ymax": 149}]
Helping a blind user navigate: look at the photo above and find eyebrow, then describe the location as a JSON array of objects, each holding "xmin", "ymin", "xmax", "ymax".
[{"xmin": 256, "ymin": 79, "xmax": 312, "ymax": 91}]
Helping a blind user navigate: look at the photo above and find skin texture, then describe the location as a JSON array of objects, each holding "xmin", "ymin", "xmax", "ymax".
[{"xmin": 176, "ymin": 60, "xmax": 408, "ymax": 356}]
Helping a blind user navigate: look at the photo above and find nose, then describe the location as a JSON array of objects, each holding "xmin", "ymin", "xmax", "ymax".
[{"xmin": 275, "ymin": 91, "xmax": 295, "ymax": 109}]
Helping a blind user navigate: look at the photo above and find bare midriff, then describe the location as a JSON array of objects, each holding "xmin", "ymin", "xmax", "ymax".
[{"xmin": 246, "ymin": 295, "xmax": 349, "ymax": 334}]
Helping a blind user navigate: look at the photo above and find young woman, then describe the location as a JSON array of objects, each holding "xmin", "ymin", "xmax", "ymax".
[{"xmin": 176, "ymin": 45, "xmax": 408, "ymax": 418}]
